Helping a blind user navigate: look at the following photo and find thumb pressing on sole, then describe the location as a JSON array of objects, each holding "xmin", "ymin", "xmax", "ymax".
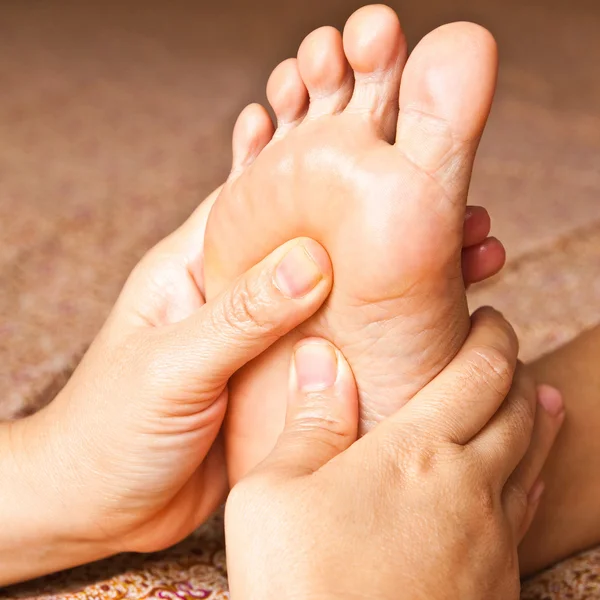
[{"xmin": 258, "ymin": 338, "xmax": 359, "ymax": 478}]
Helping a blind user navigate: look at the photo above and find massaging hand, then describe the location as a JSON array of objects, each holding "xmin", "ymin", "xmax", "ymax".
[
  {"xmin": 225, "ymin": 308, "xmax": 565, "ymax": 600},
  {"xmin": 0, "ymin": 192, "xmax": 334, "ymax": 585}
]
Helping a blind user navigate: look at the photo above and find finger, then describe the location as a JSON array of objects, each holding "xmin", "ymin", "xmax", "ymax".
[
  {"xmin": 462, "ymin": 237, "xmax": 506, "ymax": 287},
  {"xmin": 117, "ymin": 186, "xmax": 222, "ymax": 320},
  {"xmin": 391, "ymin": 307, "xmax": 519, "ymax": 445},
  {"xmin": 256, "ymin": 338, "xmax": 359, "ymax": 478},
  {"xmin": 463, "ymin": 205, "xmax": 491, "ymax": 247},
  {"xmin": 148, "ymin": 238, "xmax": 333, "ymax": 404},
  {"xmin": 154, "ymin": 185, "xmax": 222, "ymax": 257},
  {"xmin": 504, "ymin": 385, "xmax": 565, "ymax": 538},
  {"xmin": 508, "ymin": 385, "xmax": 565, "ymax": 494},
  {"xmin": 469, "ymin": 363, "xmax": 537, "ymax": 486},
  {"xmin": 515, "ymin": 480, "xmax": 545, "ymax": 544}
]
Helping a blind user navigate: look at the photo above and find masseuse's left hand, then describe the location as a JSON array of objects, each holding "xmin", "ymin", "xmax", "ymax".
[
  {"xmin": 225, "ymin": 308, "xmax": 565, "ymax": 600},
  {"xmin": 1, "ymin": 191, "xmax": 333, "ymax": 586}
]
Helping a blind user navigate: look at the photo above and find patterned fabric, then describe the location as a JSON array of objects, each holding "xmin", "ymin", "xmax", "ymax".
[
  {"xmin": 0, "ymin": 515, "xmax": 229, "ymax": 600},
  {"xmin": 522, "ymin": 548, "xmax": 600, "ymax": 599},
  {"xmin": 2, "ymin": 0, "xmax": 600, "ymax": 598},
  {"xmin": 2, "ymin": 511, "xmax": 600, "ymax": 599}
]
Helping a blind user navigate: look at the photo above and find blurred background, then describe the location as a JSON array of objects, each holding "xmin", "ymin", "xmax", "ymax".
[{"xmin": 1, "ymin": 1, "xmax": 599, "ymax": 597}]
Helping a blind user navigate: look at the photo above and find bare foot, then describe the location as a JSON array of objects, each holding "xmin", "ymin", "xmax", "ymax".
[{"xmin": 204, "ymin": 5, "xmax": 500, "ymax": 482}]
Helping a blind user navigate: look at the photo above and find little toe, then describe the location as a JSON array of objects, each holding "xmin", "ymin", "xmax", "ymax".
[
  {"xmin": 266, "ymin": 58, "xmax": 309, "ymax": 133},
  {"xmin": 231, "ymin": 103, "xmax": 275, "ymax": 176},
  {"xmin": 343, "ymin": 4, "xmax": 407, "ymax": 140},
  {"xmin": 396, "ymin": 23, "xmax": 498, "ymax": 195},
  {"xmin": 297, "ymin": 26, "xmax": 353, "ymax": 117}
]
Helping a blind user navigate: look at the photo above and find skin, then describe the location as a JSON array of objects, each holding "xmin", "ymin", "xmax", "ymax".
[
  {"xmin": 0, "ymin": 184, "xmax": 556, "ymax": 589},
  {"xmin": 203, "ymin": 5, "xmax": 506, "ymax": 484},
  {"xmin": 0, "ymin": 136, "xmax": 502, "ymax": 585},
  {"xmin": 0, "ymin": 192, "xmax": 339, "ymax": 585},
  {"xmin": 519, "ymin": 325, "xmax": 600, "ymax": 575},
  {"xmin": 211, "ymin": 4, "xmax": 600, "ymax": 578},
  {"xmin": 0, "ymin": 3, "xmax": 581, "ymax": 587},
  {"xmin": 226, "ymin": 309, "xmax": 564, "ymax": 600}
]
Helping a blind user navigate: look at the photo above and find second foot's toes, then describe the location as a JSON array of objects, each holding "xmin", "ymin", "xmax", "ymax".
[
  {"xmin": 463, "ymin": 205, "xmax": 492, "ymax": 248},
  {"xmin": 462, "ymin": 237, "xmax": 506, "ymax": 286},
  {"xmin": 230, "ymin": 103, "xmax": 275, "ymax": 176},
  {"xmin": 395, "ymin": 22, "xmax": 497, "ymax": 192},
  {"xmin": 343, "ymin": 4, "xmax": 407, "ymax": 140},
  {"xmin": 297, "ymin": 26, "xmax": 353, "ymax": 118},
  {"xmin": 266, "ymin": 58, "xmax": 309, "ymax": 135}
]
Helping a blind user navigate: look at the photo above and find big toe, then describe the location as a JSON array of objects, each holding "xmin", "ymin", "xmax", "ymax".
[
  {"xmin": 395, "ymin": 23, "xmax": 498, "ymax": 191},
  {"xmin": 343, "ymin": 4, "xmax": 407, "ymax": 140}
]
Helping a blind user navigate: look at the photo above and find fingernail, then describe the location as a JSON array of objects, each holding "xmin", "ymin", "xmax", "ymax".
[
  {"xmin": 537, "ymin": 385, "xmax": 564, "ymax": 417},
  {"xmin": 294, "ymin": 341, "xmax": 338, "ymax": 392},
  {"xmin": 275, "ymin": 244, "xmax": 323, "ymax": 298},
  {"xmin": 529, "ymin": 479, "xmax": 545, "ymax": 505}
]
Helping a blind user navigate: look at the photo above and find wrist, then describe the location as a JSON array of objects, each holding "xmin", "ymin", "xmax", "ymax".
[{"xmin": 0, "ymin": 410, "xmax": 113, "ymax": 586}]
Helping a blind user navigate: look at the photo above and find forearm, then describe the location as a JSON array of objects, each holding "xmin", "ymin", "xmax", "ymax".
[{"xmin": 0, "ymin": 417, "xmax": 109, "ymax": 587}]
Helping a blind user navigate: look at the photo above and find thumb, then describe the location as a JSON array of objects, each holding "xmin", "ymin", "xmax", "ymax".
[
  {"xmin": 257, "ymin": 338, "xmax": 359, "ymax": 478},
  {"xmin": 143, "ymin": 238, "xmax": 333, "ymax": 405}
]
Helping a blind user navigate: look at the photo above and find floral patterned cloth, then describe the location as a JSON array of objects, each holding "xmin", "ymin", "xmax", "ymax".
[{"xmin": 2, "ymin": 510, "xmax": 600, "ymax": 600}]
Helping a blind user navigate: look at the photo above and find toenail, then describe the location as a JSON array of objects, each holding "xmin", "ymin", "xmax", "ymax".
[
  {"xmin": 274, "ymin": 243, "xmax": 324, "ymax": 298},
  {"xmin": 294, "ymin": 341, "xmax": 338, "ymax": 392},
  {"xmin": 537, "ymin": 385, "xmax": 564, "ymax": 417}
]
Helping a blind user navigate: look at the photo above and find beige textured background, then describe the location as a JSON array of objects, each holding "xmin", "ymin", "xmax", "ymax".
[{"xmin": 1, "ymin": 0, "xmax": 599, "ymax": 597}]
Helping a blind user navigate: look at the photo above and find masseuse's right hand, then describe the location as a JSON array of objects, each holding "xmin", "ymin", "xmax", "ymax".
[
  {"xmin": 0, "ymin": 190, "xmax": 333, "ymax": 585},
  {"xmin": 225, "ymin": 308, "xmax": 565, "ymax": 600}
]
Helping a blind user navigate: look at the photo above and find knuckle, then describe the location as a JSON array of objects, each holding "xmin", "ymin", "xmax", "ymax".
[
  {"xmin": 291, "ymin": 411, "xmax": 350, "ymax": 442},
  {"xmin": 221, "ymin": 276, "xmax": 278, "ymax": 338},
  {"xmin": 377, "ymin": 425, "xmax": 440, "ymax": 482},
  {"xmin": 462, "ymin": 454, "xmax": 502, "ymax": 518},
  {"xmin": 471, "ymin": 477, "xmax": 501, "ymax": 521},
  {"xmin": 285, "ymin": 425, "xmax": 346, "ymax": 462},
  {"xmin": 466, "ymin": 344, "xmax": 514, "ymax": 398},
  {"xmin": 473, "ymin": 306, "xmax": 519, "ymax": 353}
]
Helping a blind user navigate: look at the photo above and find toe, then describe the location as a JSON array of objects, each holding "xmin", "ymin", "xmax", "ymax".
[
  {"xmin": 343, "ymin": 4, "xmax": 407, "ymax": 140},
  {"xmin": 266, "ymin": 58, "xmax": 309, "ymax": 133},
  {"xmin": 395, "ymin": 23, "xmax": 497, "ymax": 194},
  {"xmin": 297, "ymin": 26, "xmax": 353, "ymax": 117},
  {"xmin": 463, "ymin": 205, "xmax": 491, "ymax": 248},
  {"xmin": 462, "ymin": 237, "xmax": 506, "ymax": 287},
  {"xmin": 231, "ymin": 103, "xmax": 275, "ymax": 176}
]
